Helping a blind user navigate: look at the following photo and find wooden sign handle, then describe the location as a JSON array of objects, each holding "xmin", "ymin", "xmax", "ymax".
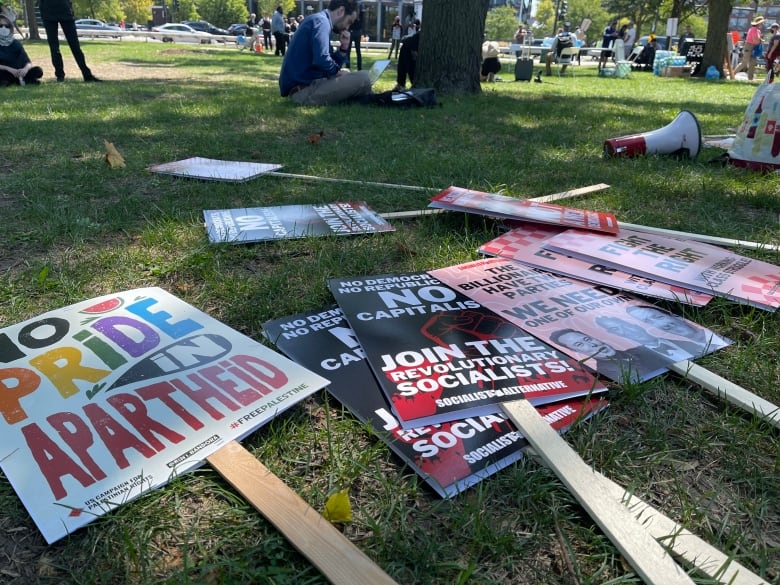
[
  {"xmin": 502, "ymin": 400, "xmax": 696, "ymax": 585},
  {"xmin": 670, "ymin": 361, "xmax": 780, "ymax": 430},
  {"xmin": 207, "ymin": 441, "xmax": 398, "ymax": 585}
]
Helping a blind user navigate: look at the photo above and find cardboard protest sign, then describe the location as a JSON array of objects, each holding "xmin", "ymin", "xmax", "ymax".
[
  {"xmin": 480, "ymin": 223, "xmax": 713, "ymax": 306},
  {"xmin": 542, "ymin": 228, "xmax": 780, "ymax": 311},
  {"xmin": 263, "ymin": 306, "xmax": 608, "ymax": 498},
  {"xmin": 430, "ymin": 258, "xmax": 731, "ymax": 384},
  {"xmin": 203, "ymin": 202, "xmax": 393, "ymax": 244},
  {"xmin": 327, "ymin": 272, "xmax": 605, "ymax": 429},
  {"xmin": 0, "ymin": 288, "xmax": 329, "ymax": 544},
  {"xmin": 147, "ymin": 157, "xmax": 283, "ymax": 182},
  {"xmin": 428, "ymin": 186, "xmax": 619, "ymax": 235}
]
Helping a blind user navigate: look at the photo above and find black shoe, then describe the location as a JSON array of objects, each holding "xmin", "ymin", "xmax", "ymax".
[
  {"xmin": 56, "ymin": 77, "xmax": 65, "ymax": 82},
  {"xmin": 84, "ymin": 75, "xmax": 102, "ymax": 82}
]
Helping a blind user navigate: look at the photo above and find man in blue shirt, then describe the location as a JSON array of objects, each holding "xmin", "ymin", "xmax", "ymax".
[{"xmin": 279, "ymin": 0, "xmax": 372, "ymax": 105}]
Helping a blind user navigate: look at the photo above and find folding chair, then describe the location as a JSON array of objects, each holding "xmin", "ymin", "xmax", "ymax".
[
  {"xmin": 557, "ymin": 47, "xmax": 579, "ymax": 76},
  {"xmin": 626, "ymin": 45, "xmax": 644, "ymax": 63}
]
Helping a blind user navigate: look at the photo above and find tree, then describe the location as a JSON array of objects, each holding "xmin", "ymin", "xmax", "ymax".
[
  {"xmin": 120, "ymin": 0, "xmax": 153, "ymax": 25},
  {"xmin": 533, "ymin": 0, "xmax": 555, "ymax": 38},
  {"xmin": 258, "ymin": 0, "xmax": 296, "ymax": 18},
  {"xmin": 700, "ymin": 0, "xmax": 732, "ymax": 77},
  {"xmin": 73, "ymin": 0, "xmax": 124, "ymax": 21},
  {"xmin": 415, "ymin": 0, "xmax": 490, "ymax": 95},
  {"xmin": 198, "ymin": 0, "xmax": 248, "ymax": 27},
  {"xmin": 601, "ymin": 0, "xmax": 664, "ymax": 40},
  {"xmin": 485, "ymin": 5, "xmax": 518, "ymax": 42},
  {"xmin": 22, "ymin": 0, "xmax": 40, "ymax": 39}
]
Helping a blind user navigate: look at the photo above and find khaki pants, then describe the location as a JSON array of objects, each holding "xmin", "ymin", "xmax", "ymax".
[
  {"xmin": 291, "ymin": 72, "xmax": 373, "ymax": 106},
  {"xmin": 735, "ymin": 43, "xmax": 757, "ymax": 80}
]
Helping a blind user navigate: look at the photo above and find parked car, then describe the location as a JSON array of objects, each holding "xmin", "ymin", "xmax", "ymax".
[
  {"xmin": 183, "ymin": 20, "xmax": 230, "ymax": 36},
  {"xmin": 227, "ymin": 23, "xmax": 248, "ymax": 36},
  {"xmin": 74, "ymin": 18, "xmax": 121, "ymax": 37},
  {"xmin": 151, "ymin": 23, "xmax": 212, "ymax": 43}
]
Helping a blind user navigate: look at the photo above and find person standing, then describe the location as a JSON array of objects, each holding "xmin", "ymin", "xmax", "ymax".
[
  {"xmin": 392, "ymin": 18, "xmax": 419, "ymax": 91},
  {"xmin": 388, "ymin": 16, "xmax": 402, "ymax": 59},
  {"xmin": 735, "ymin": 15, "xmax": 765, "ymax": 81},
  {"xmin": 39, "ymin": 0, "xmax": 101, "ymax": 82},
  {"xmin": 678, "ymin": 24, "xmax": 694, "ymax": 56},
  {"xmin": 765, "ymin": 21, "xmax": 780, "ymax": 71},
  {"xmin": 625, "ymin": 21, "xmax": 636, "ymax": 54},
  {"xmin": 0, "ymin": 8, "xmax": 43, "ymax": 86},
  {"xmin": 347, "ymin": 2, "xmax": 365, "ymax": 70},
  {"xmin": 278, "ymin": 0, "xmax": 372, "ymax": 105},
  {"xmin": 261, "ymin": 15, "xmax": 272, "ymax": 51},
  {"xmin": 272, "ymin": 6, "xmax": 287, "ymax": 56},
  {"xmin": 598, "ymin": 20, "xmax": 619, "ymax": 71}
]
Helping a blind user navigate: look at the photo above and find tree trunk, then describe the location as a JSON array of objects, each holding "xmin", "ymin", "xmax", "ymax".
[
  {"xmin": 24, "ymin": 0, "xmax": 40, "ymax": 40},
  {"xmin": 701, "ymin": 0, "xmax": 732, "ymax": 77},
  {"xmin": 414, "ymin": 0, "xmax": 490, "ymax": 96}
]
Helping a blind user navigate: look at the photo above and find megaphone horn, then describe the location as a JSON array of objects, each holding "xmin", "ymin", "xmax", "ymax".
[{"xmin": 603, "ymin": 110, "xmax": 702, "ymax": 159}]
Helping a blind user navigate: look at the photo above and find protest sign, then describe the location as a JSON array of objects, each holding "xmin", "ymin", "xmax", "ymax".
[
  {"xmin": 542, "ymin": 228, "xmax": 780, "ymax": 311},
  {"xmin": 480, "ymin": 223, "xmax": 712, "ymax": 306},
  {"xmin": 203, "ymin": 201, "xmax": 393, "ymax": 244},
  {"xmin": 430, "ymin": 258, "xmax": 730, "ymax": 384},
  {"xmin": 147, "ymin": 157, "xmax": 283, "ymax": 182},
  {"xmin": 263, "ymin": 307, "xmax": 607, "ymax": 497},
  {"xmin": 428, "ymin": 186, "xmax": 619, "ymax": 235},
  {"xmin": 327, "ymin": 272, "xmax": 605, "ymax": 429},
  {"xmin": 0, "ymin": 288, "xmax": 329, "ymax": 544}
]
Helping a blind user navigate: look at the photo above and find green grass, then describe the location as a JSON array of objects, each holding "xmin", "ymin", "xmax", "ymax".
[{"xmin": 0, "ymin": 39, "xmax": 778, "ymax": 584}]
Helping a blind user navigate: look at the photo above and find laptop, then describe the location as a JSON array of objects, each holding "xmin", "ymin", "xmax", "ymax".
[{"xmin": 367, "ymin": 59, "xmax": 391, "ymax": 85}]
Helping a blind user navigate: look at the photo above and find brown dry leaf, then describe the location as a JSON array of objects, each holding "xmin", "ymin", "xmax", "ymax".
[
  {"xmin": 104, "ymin": 139, "xmax": 126, "ymax": 168},
  {"xmin": 307, "ymin": 130, "xmax": 325, "ymax": 145}
]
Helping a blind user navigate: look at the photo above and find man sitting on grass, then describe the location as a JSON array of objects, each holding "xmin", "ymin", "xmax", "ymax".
[
  {"xmin": 279, "ymin": 0, "xmax": 372, "ymax": 106},
  {"xmin": 0, "ymin": 8, "xmax": 43, "ymax": 87}
]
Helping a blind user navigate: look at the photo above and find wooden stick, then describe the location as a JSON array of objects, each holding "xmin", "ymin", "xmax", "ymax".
[
  {"xmin": 596, "ymin": 470, "xmax": 769, "ymax": 585},
  {"xmin": 669, "ymin": 361, "xmax": 780, "ymax": 430},
  {"xmin": 619, "ymin": 222, "xmax": 780, "ymax": 252},
  {"xmin": 267, "ymin": 171, "xmax": 434, "ymax": 192},
  {"xmin": 522, "ymin": 445, "xmax": 768, "ymax": 585},
  {"xmin": 528, "ymin": 182, "xmax": 611, "ymax": 203},
  {"xmin": 501, "ymin": 400, "xmax": 696, "ymax": 585},
  {"xmin": 207, "ymin": 441, "xmax": 398, "ymax": 585},
  {"xmin": 379, "ymin": 183, "xmax": 612, "ymax": 219}
]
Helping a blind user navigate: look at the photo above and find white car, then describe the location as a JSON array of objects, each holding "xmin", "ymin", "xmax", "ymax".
[
  {"xmin": 75, "ymin": 19, "xmax": 121, "ymax": 38},
  {"xmin": 151, "ymin": 23, "xmax": 213, "ymax": 44}
]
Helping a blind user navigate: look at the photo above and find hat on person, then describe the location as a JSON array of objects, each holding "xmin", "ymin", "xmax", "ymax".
[
  {"xmin": 771, "ymin": 21, "xmax": 780, "ymax": 29},
  {"xmin": 752, "ymin": 15, "xmax": 765, "ymax": 26},
  {"xmin": 0, "ymin": 5, "xmax": 17, "ymax": 23}
]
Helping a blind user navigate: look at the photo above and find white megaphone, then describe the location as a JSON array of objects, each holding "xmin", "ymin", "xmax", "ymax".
[{"xmin": 603, "ymin": 110, "xmax": 702, "ymax": 159}]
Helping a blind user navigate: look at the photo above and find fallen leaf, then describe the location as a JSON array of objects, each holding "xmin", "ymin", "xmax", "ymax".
[
  {"xmin": 322, "ymin": 487, "xmax": 352, "ymax": 523},
  {"xmin": 104, "ymin": 139, "xmax": 126, "ymax": 168},
  {"xmin": 307, "ymin": 130, "xmax": 325, "ymax": 145}
]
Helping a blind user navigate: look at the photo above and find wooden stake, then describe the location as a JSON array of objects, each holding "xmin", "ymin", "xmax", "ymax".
[
  {"xmin": 267, "ymin": 171, "xmax": 434, "ymax": 192},
  {"xmin": 501, "ymin": 400, "xmax": 696, "ymax": 585},
  {"xmin": 620, "ymin": 222, "xmax": 780, "ymax": 252},
  {"xmin": 522, "ymin": 445, "xmax": 768, "ymax": 585},
  {"xmin": 207, "ymin": 441, "xmax": 398, "ymax": 585},
  {"xmin": 669, "ymin": 361, "xmax": 780, "ymax": 430}
]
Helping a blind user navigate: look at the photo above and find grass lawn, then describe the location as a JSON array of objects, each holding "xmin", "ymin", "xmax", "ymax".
[{"xmin": 0, "ymin": 39, "xmax": 778, "ymax": 584}]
